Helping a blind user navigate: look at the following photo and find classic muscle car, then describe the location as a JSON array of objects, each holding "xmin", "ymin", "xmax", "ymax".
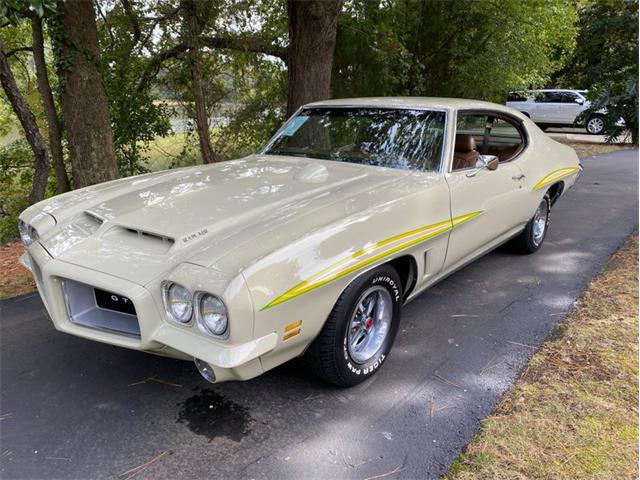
[{"xmin": 19, "ymin": 98, "xmax": 581, "ymax": 386}]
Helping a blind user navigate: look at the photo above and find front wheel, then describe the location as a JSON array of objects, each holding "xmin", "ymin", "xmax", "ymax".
[
  {"xmin": 510, "ymin": 194, "xmax": 551, "ymax": 254},
  {"xmin": 302, "ymin": 265, "xmax": 402, "ymax": 387}
]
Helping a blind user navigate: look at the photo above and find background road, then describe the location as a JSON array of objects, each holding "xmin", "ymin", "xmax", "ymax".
[{"xmin": 1, "ymin": 150, "xmax": 638, "ymax": 480}]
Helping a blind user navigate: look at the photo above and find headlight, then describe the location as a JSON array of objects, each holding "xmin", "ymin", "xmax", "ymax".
[
  {"xmin": 195, "ymin": 293, "xmax": 228, "ymax": 337},
  {"xmin": 161, "ymin": 282, "xmax": 193, "ymax": 324},
  {"xmin": 18, "ymin": 219, "xmax": 38, "ymax": 247}
]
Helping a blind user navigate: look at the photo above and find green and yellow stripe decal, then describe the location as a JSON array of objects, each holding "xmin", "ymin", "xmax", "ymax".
[
  {"xmin": 533, "ymin": 167, "xmax": 580, "ymax": 191},
  {"xmin": 260, "ymin": 210, "xmax": 483, "ymax": 311}
]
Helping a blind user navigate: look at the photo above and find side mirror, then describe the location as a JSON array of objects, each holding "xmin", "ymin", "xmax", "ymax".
[
  {"xmin": 574, "ymin": 98, "xmax": 584, "ymax": 105},
  {"xmin": 467, "ymin": 155, "xmax": 499, "ymax": 177}
]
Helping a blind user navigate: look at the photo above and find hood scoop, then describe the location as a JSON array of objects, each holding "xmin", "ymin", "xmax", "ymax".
[
  {"xmin": 102, "ymin": 225, "xmax": 175, "ymax": 255},
  {"xmin": 81, "ymin": 210, "xmax": 105, "ymax": 232}
]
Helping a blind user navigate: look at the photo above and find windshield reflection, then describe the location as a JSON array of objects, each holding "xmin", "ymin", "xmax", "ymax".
[{"xmin": 264, "ymin": 107, "xmax": 446, "ymax": 172}]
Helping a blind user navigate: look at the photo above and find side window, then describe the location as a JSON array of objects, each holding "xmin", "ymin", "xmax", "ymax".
[
  {"xmin": 453, "ymin": 112, "xmax": 525, "ymax": 171},
  {"xmin": 561, "ymin": 92, "xmax": 581, "ymax": 104},
  {"xmin": 452, "ymin": 114, "xmax": 485, "ymax": 171},
  {"xmin": 535, "ymin": 92, "xmax": 561, "ymax": 103},
  {"xmin": 488, "ymin": 117, "xmax": 525, "ymax": 163}
]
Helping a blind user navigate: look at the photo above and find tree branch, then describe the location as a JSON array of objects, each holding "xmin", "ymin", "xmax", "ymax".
[
  {"xmin": 138, "ymin": 6, "xmax": 181, "ymax": 50},
  {"xmin": 94, "ymin": 0, "xmax": 115, "ymax": 46},
  {"xmin": 200, "ymin": 36, "xmax": 288, "ymax": 62},
  {"xmin": 121, "ymin": 0, "xmax": 141, "ymax": 44},
  {"xmin": 136, "ymin": 35, "xmax": 287, "ymax": 92},
  {"xmin": 6, "ymin": 46, "xmax": 32, "ymax": 58},
  {"xmin": 136, "ymin": 42, "xmax": 190, "ymax": 91}
]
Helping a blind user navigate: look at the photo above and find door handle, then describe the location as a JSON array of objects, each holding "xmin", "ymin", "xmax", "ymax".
[{"xmin": 512, "ymin": 174, "xmax": 526, "ymax": 180}]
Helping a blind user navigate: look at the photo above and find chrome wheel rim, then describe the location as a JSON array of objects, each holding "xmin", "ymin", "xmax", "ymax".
[
  {"xmin": 347, "ymin": 286, "xmax": 392, "ymax": 364},
  {"xmin": 587, "ymin": 117, "xmax": 604, "ymax": 134},
  {"xmin": 532, "ymin": 200, "xmax": 548, "ymax": 246}
]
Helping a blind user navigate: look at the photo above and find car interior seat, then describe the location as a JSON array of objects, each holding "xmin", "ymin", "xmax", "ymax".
[{"xmin": 452, "ymin": 134, "xmax": 481, "ymax": 170}]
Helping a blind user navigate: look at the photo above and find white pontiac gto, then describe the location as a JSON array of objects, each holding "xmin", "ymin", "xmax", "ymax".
[{"xmin": 19, "ymin": 97, "xmax": 581, "ymax": 386}]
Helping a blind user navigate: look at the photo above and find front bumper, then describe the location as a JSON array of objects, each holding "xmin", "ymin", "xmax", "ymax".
[{"xmin": 23, "ymin": 242, "xmax": 277, "ymax": 382}]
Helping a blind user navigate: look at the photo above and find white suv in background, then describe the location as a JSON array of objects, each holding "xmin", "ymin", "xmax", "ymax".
[{"xmin": 506, "ymin": 89, "xmax": 605, "ymax": 135}]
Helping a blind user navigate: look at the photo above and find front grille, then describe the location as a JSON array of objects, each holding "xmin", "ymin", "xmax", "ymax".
[
  {"xmin": 62, "ymin": 279, "xmax": 140, "ymax": 337},
  {"xmin": 94, "ymin": 288, "xmax": 137, "ymax": 315}
]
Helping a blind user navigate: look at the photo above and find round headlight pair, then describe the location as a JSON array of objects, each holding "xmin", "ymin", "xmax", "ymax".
[
  {"xmin": 18, "ymin": 219, "xmax": 38, "ymax": 247},
  {"xmin": 161, "ymin": 282, "xmax": 228, "ymax": 337}
]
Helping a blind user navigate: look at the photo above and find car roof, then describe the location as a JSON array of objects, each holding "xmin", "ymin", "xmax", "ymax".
[
  {"xmin": 533, "ymin": 89, "xmax": 584, "ymax": 93},
  {"xmin": 304, "ymin": 96, "xmax": 518, "ymax": 113}
]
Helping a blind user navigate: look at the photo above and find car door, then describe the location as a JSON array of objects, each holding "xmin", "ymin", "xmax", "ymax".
[
  {"xmin": 534, "ymin": 91, "xmax": 563, "ymax": 123},
  {"xmin": 444, "ymin": 111, "xmax": 532, "ymax": 271},
  {"xmin": 559, "ymin": 91, "xmax": 585, "ymax": 124}
]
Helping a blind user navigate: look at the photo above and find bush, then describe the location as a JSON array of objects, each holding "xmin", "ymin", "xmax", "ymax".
[
  {"xmin": 0, "ymin": 140, "xmax": 56, "ymax": 244},
  {"xmin": 585, "ymin": 67, "xmax": 639, "ymax": 145}
]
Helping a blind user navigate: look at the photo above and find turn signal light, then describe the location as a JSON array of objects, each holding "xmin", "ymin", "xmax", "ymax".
[{"xmin": 283, "ymin": 320, "xmax": 302, "ymax": 341}]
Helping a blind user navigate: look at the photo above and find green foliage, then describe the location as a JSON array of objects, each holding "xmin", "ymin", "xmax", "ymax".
[
  {"xmin": 585, "ymin": 67, "xmax": 639, "ymax": 145},
  {"xmin": 214, "ymin": 56, "xmax": 287, "ymax": 159},
  {"xmin": 211, "ymin": 1, "xmax": 288, "ymax": 157},
  {"xmin": 0, "ymin": 0, "xmax": 57, "ymax": 23},
  {"xmin": 556, "ymin": 0, "xmax": 639, "ymax": 89},
  {"xmin": 156, "ymin": 0, "xmax": 287, "ymax": 162},
  {"xmin": 560, "ymin": 0, "xmax": 639, "ymax": 144},
  {"xmin": 333, "ymin": 2, "xmax": 405, "ymax": 97},
  {"xmin": 96, "ymin": 2, "xmax": 172, "ymax": 176},
  {"xmin": 333, "ymin": 0, "xmax": 578, "ymax": 102},
  {"xmin": 557, "ymin": 0, "xmax": 638, "ymax": 145},
  {"xmin": 0, "ymin": 140, "xmax": 54, "ymax": 243}
]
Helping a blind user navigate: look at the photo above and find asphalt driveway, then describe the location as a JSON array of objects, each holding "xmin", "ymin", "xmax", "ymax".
[{"xmin": 1, "ymin": 149, "xmax": 638, "ymax": 480}]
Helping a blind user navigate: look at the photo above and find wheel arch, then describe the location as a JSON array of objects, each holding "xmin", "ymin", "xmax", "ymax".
[
  {"xmin": 331, "ymin": 254, "xmax": 418, "ymax": 311},
  {"xmin": 387, "ymin": 255, "xmax": 418, "ymax": 302},
  {"xmin": 546, "ymin": 181, "xmax": 564, "ymax": 207}
]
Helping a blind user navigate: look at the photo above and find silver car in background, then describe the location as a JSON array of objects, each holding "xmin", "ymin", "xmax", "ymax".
[{"xmin": 506, "ymin": 89, "xmax": 605, "ymax": 135}]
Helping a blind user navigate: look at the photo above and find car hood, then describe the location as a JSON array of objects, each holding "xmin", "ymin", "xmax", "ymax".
[{"xmin": 37, "ymin": 155, "xmax": 418, "ymax": 284}]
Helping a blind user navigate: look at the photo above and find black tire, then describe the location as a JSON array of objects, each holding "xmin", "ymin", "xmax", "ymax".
[
  {"xmin": 302, "ymin": 265, "xmax": 402, "ymax": 387},
  {"xmin": 510, "ymin": 193, "xmax": 551, "ymax": 254},
  {"xmin": 586, "ymin": 114, "xmax": 605, "ymax": 135}
]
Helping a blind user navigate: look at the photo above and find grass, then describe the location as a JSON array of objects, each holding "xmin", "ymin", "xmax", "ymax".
[
  {"xmin": 143, "ymin": 132, "xmax": 198, "ymax": 172},
  {"xmin": 444, "ymin": 234, "xmax": 639, "ymax": 480}
]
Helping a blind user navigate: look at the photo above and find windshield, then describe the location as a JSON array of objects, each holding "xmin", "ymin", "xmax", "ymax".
[{"xmin": 264, "ymin": 107, "xmax": 446, "ymax": 172}]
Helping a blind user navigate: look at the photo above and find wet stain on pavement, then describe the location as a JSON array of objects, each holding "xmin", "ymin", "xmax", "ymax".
[{"xmin": 177, "ymin": 389, "xmax": 253, "ymax": 442}]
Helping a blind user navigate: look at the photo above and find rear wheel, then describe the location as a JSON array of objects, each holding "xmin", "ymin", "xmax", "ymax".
[
  {"xmin": 510, "ymin": 194, "xmax": 551, "ymax": 254},
  {"xmin": 303, "ymin": 265, "xmax": 402, "ymax": 387},
  {"xmin": 586, "ymin": 114, "xmax": 605, "ymax": 135}
]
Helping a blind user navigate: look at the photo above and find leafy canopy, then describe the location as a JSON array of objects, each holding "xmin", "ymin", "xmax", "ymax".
[{"xmin": 333, "ymin": 0, "xmax": 577, "ymax": 102}]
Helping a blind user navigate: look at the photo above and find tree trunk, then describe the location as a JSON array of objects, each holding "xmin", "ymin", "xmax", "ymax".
[
  {"xmin": 31, "ymin": 15, "xmax": 71, "ymax": 193},
  {"xmin": 286, "ymin": 0, "xmax": 343, "ymax": 116},
  {"xmin": 0, "ymin": 39, "xmax": 50, "ymax": 205},
  {"xmin": 191, "ymin": 54, "xmax": 218, "ymax": 164},
  {"xmin": 56, "ymin": 0, "xmax": 119, "ymax": 188},
  {"xmin": 184, "ymin": 0, "xmax": 218, "ymax": 164}
]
